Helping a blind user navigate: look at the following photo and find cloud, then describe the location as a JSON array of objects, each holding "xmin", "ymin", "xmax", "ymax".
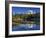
[{"xmin": 27, "ymin": 10, "xmax": 34, "ymax": 14}]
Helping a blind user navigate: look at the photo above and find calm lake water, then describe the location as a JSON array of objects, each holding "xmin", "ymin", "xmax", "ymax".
[{"xmin": 12, "ymin": 23, "xmax": 40, "ymax": 31}]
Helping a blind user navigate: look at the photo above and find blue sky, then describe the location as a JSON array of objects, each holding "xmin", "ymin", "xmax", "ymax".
[{"xmin": 12, "ymin": 7, "xmax": 40, "ymax": 15}]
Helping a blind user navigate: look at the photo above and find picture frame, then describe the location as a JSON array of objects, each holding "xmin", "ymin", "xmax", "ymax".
[{"xmin": 5, "ymin": 1, "xmax": 45, "ymax": 37}]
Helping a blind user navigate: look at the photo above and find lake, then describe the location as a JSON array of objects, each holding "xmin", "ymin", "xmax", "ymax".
[{"xmin": 12, "ymin": 23, "xmax": 40, "ymax": 31}]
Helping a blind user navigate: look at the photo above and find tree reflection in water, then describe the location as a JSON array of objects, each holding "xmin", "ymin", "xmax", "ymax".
[{"xmin": 12, "ymin": 23, "xmax": 40, "ymax": 31}]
